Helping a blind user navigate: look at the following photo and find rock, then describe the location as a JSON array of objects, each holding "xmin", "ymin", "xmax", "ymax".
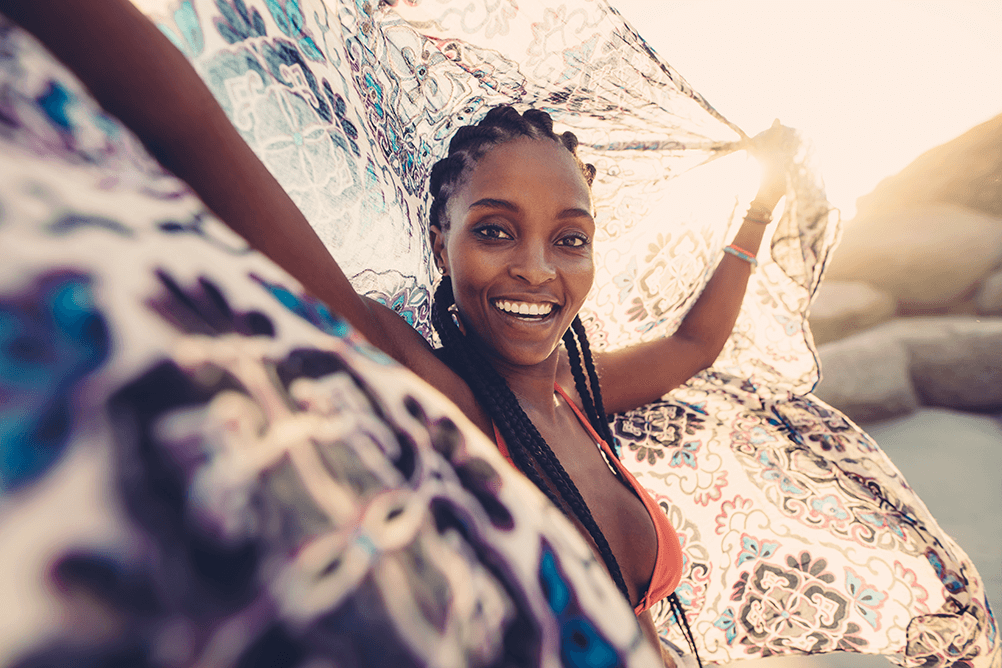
[
  {"xmin": 825, "ymin": 204, "xmax": 1002, "ymax": 312},
  {"xmin": 896, "ymin": 317, "xmax": 1002, "ymax": 411},
  {"xmin": 808, "ymin": 280, "xmax": 897, "ymax": 344},
  {"xmin": 814, "ymin": 326, "xmax": 919, "ymax": 423},
  {"xmin": 854, "ymin": 113, "xmax": 1002, "ymax": 220},
  {"xmin": 975, "ymin": 271, "xmax": 1002, "ymax": 315},
  {"xmin": 817, "ymin": 317, "xmax": 1002, "ymax": 415},
  {"xmin": 815, "ymin": 316, "xmax": 1002, "ymax": 417}
]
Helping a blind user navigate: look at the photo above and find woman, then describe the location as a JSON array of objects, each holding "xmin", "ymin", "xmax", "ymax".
[
  {"xmin": 3, "ymin": 1, "xmax": 788, "ymax": 659},
  {"xmin": 417, "ymin": 106, "xmax": 788, "ymax": 663},
  {"xmin": 0, "ymin": 7, "xmax": 693, "ymax": 667},
  {"xmin": 332, "ymin": 104, "xmax": 783, "ymax": 662}
]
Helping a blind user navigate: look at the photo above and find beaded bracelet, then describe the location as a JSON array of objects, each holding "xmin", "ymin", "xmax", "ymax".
[
  {"xmin": 724, "ymin": 243, "xmax": 758, "ymax": 269},
  {"xmin": 744, "ymin": 201, "xmax": 773, "ymax": 225}
]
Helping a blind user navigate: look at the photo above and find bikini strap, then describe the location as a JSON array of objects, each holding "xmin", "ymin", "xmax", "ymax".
[
  {"xmin": 492, "ymin": 422, "xmax": 514, "ymax": 465},
  {"xmin": 554, "ymin": 383, "xmax": 607, "ymax": 447}
]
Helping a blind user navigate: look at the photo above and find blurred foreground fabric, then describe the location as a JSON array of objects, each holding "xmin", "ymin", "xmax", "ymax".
[
  {"xmin": 1, "ymin": 0, "xmax": 997, "ymax": 666},
  {"xmin": 0, "ymin": 17, "xmax": 660, "ymax": 668}
]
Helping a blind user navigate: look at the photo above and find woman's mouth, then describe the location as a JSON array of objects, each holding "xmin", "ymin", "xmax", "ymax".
[{"xmin": 492, "ymin": 299, "xmax": 556, "ymax": 319}]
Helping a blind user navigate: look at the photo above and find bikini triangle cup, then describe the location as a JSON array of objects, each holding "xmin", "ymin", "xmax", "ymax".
[{"xmin": 491, "ymin": 383, "xmax": 683, "ymax": 615}]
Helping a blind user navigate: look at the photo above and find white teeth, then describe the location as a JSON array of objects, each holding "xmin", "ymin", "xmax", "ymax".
[{"xmin": 495, "ymin": 300, "xmax": 554, "ymax": 316}]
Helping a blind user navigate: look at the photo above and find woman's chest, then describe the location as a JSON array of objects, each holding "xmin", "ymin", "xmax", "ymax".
[{"xmin": 538, "ymin": 417, "xmax": 659, "ymax": 606}]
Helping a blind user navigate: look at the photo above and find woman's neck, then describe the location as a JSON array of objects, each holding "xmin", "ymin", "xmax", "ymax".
[{"xmin": 488, "ymin": 349, "xmax": 562, "ymax": 422}]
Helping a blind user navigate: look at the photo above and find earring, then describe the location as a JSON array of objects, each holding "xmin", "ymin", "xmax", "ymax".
[{"xmin": 450, "ymin": 305, "xmax": 466, "ymax": 335}]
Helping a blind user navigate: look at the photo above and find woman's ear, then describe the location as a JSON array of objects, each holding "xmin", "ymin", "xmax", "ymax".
[{"xmin": 430, "ymin": 224, "xmax": 449, "ymax": 276}]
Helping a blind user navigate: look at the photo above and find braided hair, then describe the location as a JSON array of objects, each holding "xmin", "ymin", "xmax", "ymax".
[
  {"xmin": 429, "ymin": 106, "xmax": 627, "ymax": 589},
  {"xmin": 429, "ymin": 106, "xmax": 700, "ymax": 664}
]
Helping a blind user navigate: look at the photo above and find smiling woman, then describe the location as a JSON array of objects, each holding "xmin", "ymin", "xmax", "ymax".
[
  {"xmin": 432, "ymin": 135, "xmax": 596, "ymax": 369},
  {"xmin": 419, "ymin": 106, "xmax": 789, "ymax": 666},
  {"xmin": 115, "ymin": 0, "xmax": 999, "ymax": 664}
]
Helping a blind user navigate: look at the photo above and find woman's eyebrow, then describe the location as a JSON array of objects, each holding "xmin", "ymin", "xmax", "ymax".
[
  {"xmin": 468, "ymin": 198, "xmax": 518, "ymax": 211},
  {"xmin": 558, "ymin": 207, "xmax": 594, "ymax": 220}
]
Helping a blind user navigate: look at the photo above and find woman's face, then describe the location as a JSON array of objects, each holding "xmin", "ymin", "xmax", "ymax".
[{"xmin": 432, "ymin": 137, "xmax": 595, "ymax": 369}]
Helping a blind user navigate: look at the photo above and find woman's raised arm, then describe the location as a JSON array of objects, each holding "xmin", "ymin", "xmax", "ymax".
[
  {"xmin": 1, "ymin": 0, "xmax": 488, "ymax": 428},
  {"xmin": 583, "ymin": 122, "xmax": 796, "ymax": 415}
]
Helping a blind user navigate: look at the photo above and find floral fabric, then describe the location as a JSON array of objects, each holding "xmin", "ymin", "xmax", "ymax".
[
  {"xmin": 125, "ymin": 0, "xmax": 997, "ymax": 666},
  {"xmin": 0, "ymin": 19, "xmax": 661, "ymax": 668}
]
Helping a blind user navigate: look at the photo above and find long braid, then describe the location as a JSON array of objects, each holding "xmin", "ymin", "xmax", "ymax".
[
  {"xmin": 432, "ymin": 279, "xmax": 631, "ymax": 599},
  {"xmin": 571, "ymin": 317, "xmax": 619, "ymax": 453},
  {"xmin": 669, "ymin": 593, "xmax": 704, "ymax": 668},
  {"xmin": 566, "ymin": 319, "xmax": 704, "ymax": 666},
  {"xmin": 564, "ymin": 321, "xmax": 704, "ymax": 665},
  {"xmin": 561, "ymin": 320, "xmax": 606, "ymax": 448},
  {"xmin": 569, "ymin": 322, "xmax": 704, "ymax": 665},
  {"xmin": 431, "ymin": 280, "xmax": 550, "ymax": 494}
]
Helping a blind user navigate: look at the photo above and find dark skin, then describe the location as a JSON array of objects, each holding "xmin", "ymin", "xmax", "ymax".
[{"xmin": 4, "ymin": 1, "xmax": 790, "ymax": 662}]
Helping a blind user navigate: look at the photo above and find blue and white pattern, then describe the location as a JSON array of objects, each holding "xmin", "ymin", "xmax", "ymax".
[{"xmin": 0, "ymin": 18, "xmax": 659, "ymax": 668}]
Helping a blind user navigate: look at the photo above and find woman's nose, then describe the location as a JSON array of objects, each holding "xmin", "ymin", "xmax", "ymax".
[{"xmin": 510, "ymin": 243, "xmax": 556, "ymax": 285}]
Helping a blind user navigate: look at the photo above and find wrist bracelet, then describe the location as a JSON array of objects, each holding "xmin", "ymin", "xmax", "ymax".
[
  {"xmin": 744, "ymin": 201, "xmax": 773, "ymax": 225},
  {"xmin": 724, "ymin": 243, "xmax": 758, "ymax": 269}
]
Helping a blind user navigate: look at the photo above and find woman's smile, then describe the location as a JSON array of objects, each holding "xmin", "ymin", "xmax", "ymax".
[
  {"xmin": 431, "ymin": 136, "xmax": 595, "ymax": 368},
  {"xmin": 492, "ymin": 298, "xmax": 556, "ymax": 317}
]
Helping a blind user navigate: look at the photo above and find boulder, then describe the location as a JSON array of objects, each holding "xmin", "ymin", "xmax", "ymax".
[
  {"xmin": 808, "ymin": 280, "xmax": 897, "ymax": 344},
  {"xmin": 975, "ymin": 270, "xmax": 1002, "ymax": 315},
  {"xmin": 825, "ymin": 204, "xmax": 1002, "ymax": 312},
  {"xmin": 896, "ymin": 317, "xmax": 1002, "ymax": 411},
  {"xmin": 853, "ymin": 113, "xmax": 1002, "ymax": 220},
  {"xmin": 814, "ymin": 326, "xmax": 919, "ymax": 423},
  {"xmin": 816, "ymin": 317, "xmax": 1002, "ymax": 417}
]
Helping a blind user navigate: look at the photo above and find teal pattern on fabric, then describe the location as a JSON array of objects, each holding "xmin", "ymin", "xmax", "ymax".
[
  {"xmin": 540, "ymin": 542, "xmax": 624, "ymax": 668},
  {"xmin": 0, "ymin": 274, "xmax": 109, "ymax": 491}
]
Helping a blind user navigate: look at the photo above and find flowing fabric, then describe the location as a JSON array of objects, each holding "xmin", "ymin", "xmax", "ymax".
[
  {"xmin": 124, "ymin": 0, "xmax": 994, "ymax": 665},
  {"xmin": 0, "ymin": 17, "xmax": 662, "ymax": 668}
]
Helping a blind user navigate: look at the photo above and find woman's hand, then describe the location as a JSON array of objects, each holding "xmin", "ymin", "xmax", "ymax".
[{"xmin": 746, "ymin": 119, "xmax": 799, "ymax": 209}]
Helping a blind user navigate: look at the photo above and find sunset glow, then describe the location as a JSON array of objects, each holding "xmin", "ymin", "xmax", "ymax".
[{"xmin": 612, "ymin": 0, "xmax": 1002, "ymax": 220}]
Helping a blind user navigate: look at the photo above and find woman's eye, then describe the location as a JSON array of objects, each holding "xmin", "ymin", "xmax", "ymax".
[
  {"xmin": 558, "ymin": 235, "xmax": 589, "ymax": 247},
  {"xmin": 475, "ymin": 225, "xmax": 512, "ymax": 240}
]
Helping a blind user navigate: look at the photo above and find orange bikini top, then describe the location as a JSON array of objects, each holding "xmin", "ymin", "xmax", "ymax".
[{"xmin": 492, "ymin": 383, "xmax": 683, "ymax": 614}]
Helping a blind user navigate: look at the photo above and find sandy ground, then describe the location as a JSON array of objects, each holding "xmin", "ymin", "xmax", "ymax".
[{"xmin": 724, "ymin": 408, "xmax": 1002, "ymax": 668}]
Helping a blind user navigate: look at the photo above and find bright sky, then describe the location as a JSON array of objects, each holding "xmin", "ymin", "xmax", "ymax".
[{"xmin": 612, "ymin": 0, "xmax": 1002, "ymax": 219}]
